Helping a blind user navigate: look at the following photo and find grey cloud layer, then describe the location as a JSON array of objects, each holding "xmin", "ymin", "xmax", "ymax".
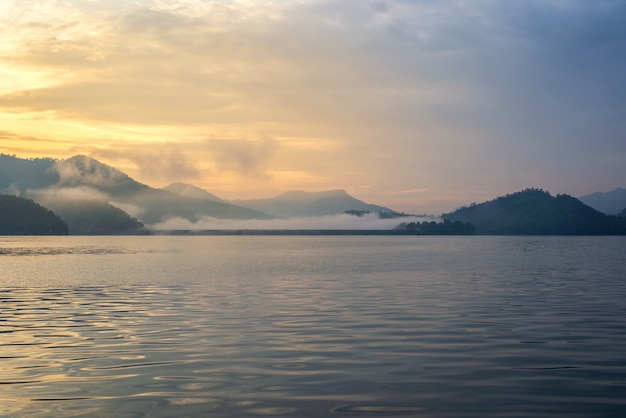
[{"xmin": 4, "ymin": 1, "xmax": 624, "ymax": 128}]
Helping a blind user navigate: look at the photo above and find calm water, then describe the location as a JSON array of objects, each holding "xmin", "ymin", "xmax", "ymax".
[{"xmin": 1, "ymin": 236, "xmax": 625, "ymax": 417}]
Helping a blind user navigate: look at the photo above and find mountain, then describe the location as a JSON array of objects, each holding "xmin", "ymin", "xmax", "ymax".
[
  {"xmin": 0, "ymin": 194, "xmax": 68, "ymax": 235},
  {"xmin": 231, "ymin": 189, "xmax": 400, "ymax": 218},
  {"xmin": 0, "ymin": 154, "xmax": 272, "ymax": 232},
  {"xmin": 58, "ymin": 156, "xmax": 271, "ymax": 224},
  {"xmin": 53, "ymin": 156, "xmax": 271, "ymax": 224},
  {"xmin": 442, "ymin": 188, "xmax": 626, "ymax": 235},
  {"xmin": 55, "ymin": 155, "xmax": 146, "ymax": 196},
  {"xmin": 578, "ymin": 188, "xmax": 626, "ymax": 215},
  {"xmin": 162, "ymin": 182, "xmax": 225, "ymax": 203}
]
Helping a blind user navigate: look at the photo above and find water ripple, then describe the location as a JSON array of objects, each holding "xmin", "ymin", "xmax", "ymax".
[
  {"xmin": 1, "ymin": 236, "xmax": 625, "ymax": 417},
  {"xmin": 331, "ymin": 404, "xmax": 431, "ymax": 414}
]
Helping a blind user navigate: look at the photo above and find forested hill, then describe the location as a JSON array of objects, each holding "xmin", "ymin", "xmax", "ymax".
[
  {"xmin": 442, "ymin": 189, "xmax": 626, "ymax": 235},
  {"xmin": 0, "ymin": 194, "xmax": 69, "ymax": 235}
]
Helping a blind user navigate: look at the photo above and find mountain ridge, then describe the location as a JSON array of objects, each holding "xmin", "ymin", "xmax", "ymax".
[
  {"xmin": 1, "ymin": 154, "xmax": 400, "ymax": 232},
  {"xmin": 162, "ymin": 182, "xmax": 225, "ymax": 203},
  {"xmin": 3, "ymin": 153, "xmax": 625, "ymax": 234},
  {"xmin": 231, "ymin": 189, "xmax": 399, "ymax": 218},
  {"xmin": 0, "ymin": 154, "xmax": 272, "ymax": 233}
]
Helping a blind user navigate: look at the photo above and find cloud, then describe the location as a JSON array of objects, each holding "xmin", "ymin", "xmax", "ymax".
[
  {"xmin": 55, "ymin": 156, "xmax": 129, "ymax": 189},
  {"xmin": 29, "ymin": 186, "xmax": 109, "ymax": 203},
  {"xmin": 91, "ymin": 143, "xmax": 203, "ymax": 183},
  {"xmin": 108, "ymin": 201, "xmax": 144, "ymax": 219},
  {"xmin": 210, "ymin": 136, "xmax": 279, "ymax": 177},
  {"xmin": 151, "ymin": 213, "xmax": 437, "ymax": 230},
  {"xmin": 4, "ymin": 0, "xmax": 623, "ymax": 136}
]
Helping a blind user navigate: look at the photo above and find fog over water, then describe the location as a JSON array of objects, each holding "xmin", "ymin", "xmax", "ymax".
[{"xmin": 150, "ymin": 213, "xmax": 436, "ymax": 230}]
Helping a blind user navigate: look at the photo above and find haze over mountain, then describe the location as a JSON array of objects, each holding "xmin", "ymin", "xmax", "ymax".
[
  {"xmin": 1, "ymin": 154, "xmax": 411, "ymax": 233},
  {"xmin": 36, "ymin": 198, "xmax": 144, "ymax": 235},
  {"xmin": 162, "ymin": 183, "xmax": 225, "ymax": 203},
  {"xmin": 5, "ymin": 153, "xmax": 626, "ymax": 235},
  {"xmin": 578, "ymin": 188, "xmax": 626, "ymax": 215},
  {"xmin": 231, "ymin": 190, "xmax": 400, "ymax": 218},
  {"xmin": 0, "ymin": 154, "xmax": 271, "ymax": 233}
]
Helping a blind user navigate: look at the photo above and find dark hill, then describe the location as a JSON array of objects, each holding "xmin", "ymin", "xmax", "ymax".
[
  {"xmin": 39, "ymin": 199, "xmax": 145, "ymax": 235},
  {"xmin": 0, "ymin": 194, "xmax": 68, "ymax": 235},
  {"xmin": 443, "ymin": 188, "xmax": 626, "ymax": 235}
]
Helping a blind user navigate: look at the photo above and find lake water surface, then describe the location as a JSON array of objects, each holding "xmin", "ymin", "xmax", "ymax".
[{"xmin": 1, "ymin": 236, "xmax": 625, "ymax": 417}]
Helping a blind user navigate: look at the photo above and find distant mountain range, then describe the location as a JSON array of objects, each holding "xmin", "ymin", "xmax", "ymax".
[
  {"xmin": 0, "ymin": 154, "xmax": 401, "ymax": 234},
  {"xmin": 230, "ymin": 190, "xmax": 399, "ymax": 218},
  {"xmin": 163, "ymin": 184, "xmax": 401, "ymax": 218},
  {"xmin": 162, "ymin": 182, "xmax": 225, "ymax": 203},
  {"xmin": 578, "ymin": 188, "xmax": 626, "ymax": 215},
  {"xmin": 2, "ymin": 153, "xmax": 625, "ymax": 235},
  {"xmin": 443, "ymin": 188, "xmax": 626, "ymax": 235},
  {"xmin": 0, "ymin": 154, "xmax": 270, "ymax": 234}
]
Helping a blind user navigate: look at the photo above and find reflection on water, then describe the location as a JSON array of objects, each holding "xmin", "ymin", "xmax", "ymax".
[{"xmin": 1, "ymin": 236, "xmax": 626, "ymax": 417}]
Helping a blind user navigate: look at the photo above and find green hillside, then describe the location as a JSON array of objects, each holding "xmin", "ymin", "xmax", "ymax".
[{"xmin": 443, "ymin": 188, "xmax": 626, "ymax": 235}]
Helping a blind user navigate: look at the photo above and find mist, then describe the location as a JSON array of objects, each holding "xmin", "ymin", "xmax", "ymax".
[
  {"xmin": 151, "ymin": 213, "xmax": 437, "ymax": 231},
  {"xmin": 29, "ymin": 185, "xmax": 109, "ymax": 204}
]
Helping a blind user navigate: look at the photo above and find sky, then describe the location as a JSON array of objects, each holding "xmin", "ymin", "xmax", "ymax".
[{"xmin": 0, "ymin": 0, "xmax": 625, "ymax": 214}]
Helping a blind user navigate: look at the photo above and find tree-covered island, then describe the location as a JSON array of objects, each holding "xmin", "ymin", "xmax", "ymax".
[{"xmin": 442, "ymin": 188, "xmax": 626, "ymax": 235}]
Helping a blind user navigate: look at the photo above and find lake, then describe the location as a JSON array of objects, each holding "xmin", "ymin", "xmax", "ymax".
[{"xmin": 1, "ymin": 235, "xmax": 625, "ymax": 417}]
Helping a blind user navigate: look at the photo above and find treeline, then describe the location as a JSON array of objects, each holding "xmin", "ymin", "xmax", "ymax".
[
  {"xmin": 393, "ymin": 219, "xmax": 475, "ymax": 235},
  {"xmin": 0, "ymin": 194, "xmax": 68, "ymax": 235}
]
